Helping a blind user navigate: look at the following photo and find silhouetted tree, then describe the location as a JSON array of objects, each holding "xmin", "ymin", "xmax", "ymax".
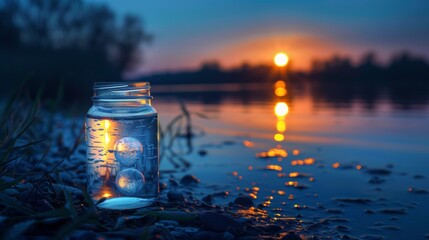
[{"xmin": 0, "ymin": 0, "xmax": 151, "ymax": 103}]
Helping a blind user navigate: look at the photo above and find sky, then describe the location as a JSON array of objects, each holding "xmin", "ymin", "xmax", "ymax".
[{"xmin": 90, "ymin": 0, "xmax": 429, "ymax": 75}]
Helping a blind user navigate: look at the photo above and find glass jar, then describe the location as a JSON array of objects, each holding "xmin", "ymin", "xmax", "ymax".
[{"xmin": 85, "ymin": 82, "xmax": 159, "ymax": 210}]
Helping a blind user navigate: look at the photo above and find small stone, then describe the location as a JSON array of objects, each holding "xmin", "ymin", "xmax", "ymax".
[
  {"xmin": 191, "ymin": 231, "xmax": 223, "ymax": 240},
  {"xmin": 160, "ymin": 182, "xmax": 167, "ymax": 191},
  {"xmin": 60, "ymin": 172, "xmax": 72, "ymax": 183},
  {"xmin": 281, "ymin": 232, "xmax": 302, "ymax": 240},
  {"xmin": 336, "ymin": 225, "xmax": 351, "ymax": 232},
  {"xmin": 182, "ymin": 227, "xmax": 199, "ymax": 233},
  {"xmin": 365, "ymin": 209, "xmax": 375, "ymax": 214},
  {"xmin": 325, "ymin": 209, "xmax": 344, "ymax": 214},
  {"xmin": 3, "ymin": 188, "xmax": 20, "ymax": 195},
  {"xmin": 233, "ymin": 196, "xmax": 254, "ymax": 208},
  {"xmin": 202, "ymin": 195, "xmax": 213, "ymax": 204},
  {"xmin": 200, "ymin": 212, "xmax": 243, "ymax": 232},
  {"xmin": 414, "ymin": 174, "xmax": 425, "ymax": 179},
  {"xmin": 198, "ymin": 150, "xmax": 208, "ymax": 156},
  {"xmin": 167, "ymin": 190, "xmax": 185, "ymax": 202},
  {"xmin": 254, "ymin": 224, "xmax": 282, "ymax": 232},
  {"xmin": 222, "ymin": 231, "xmax": 235, "ymax": 240},
  {"xmin": 378, "ymin": 208, "xmax": 406, "ymax": 215},
  {"xmin": 180, "ymin": 175, "xmax": 200, "ymax": 186},
  {"xmin": 366, "ymin": 168, "xmax": 391, "ymax": 175},
  {"xmin": 333, "ymin": 198, "xmax": 372, "ymax": 204},
  {"xmin": 157, "ymin": 220, "xmax": 179, "ymax": 227},
  {"xmin": 169, "ymin": 179, "xmax": 179, "ymax": 187},
  {"xmin": 369, "ymin": 176, "xmax": 385, "ymax": 184}
]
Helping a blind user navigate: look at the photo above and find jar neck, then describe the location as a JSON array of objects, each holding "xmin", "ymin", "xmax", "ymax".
[
  {"xmin": 92, "ymin": 82, "xmax": 152, "ymax": 107},
  {"xmin": 93, "ymin": 98, "xmax": 152, "ymax": 107}
]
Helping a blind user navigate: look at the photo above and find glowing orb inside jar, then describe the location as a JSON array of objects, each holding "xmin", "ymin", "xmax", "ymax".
[
  {"xmin": 114, "ymin": 137, "xmax": 143, "ymax": 167},
  {"xmin": 115, "ymin": 168, "xmax": 145, "ymax": 196}
]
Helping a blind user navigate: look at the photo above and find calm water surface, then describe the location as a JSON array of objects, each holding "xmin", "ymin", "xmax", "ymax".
[{"xmin": 154, "ymin": 85, "xmax": 429, "ymax": 239}]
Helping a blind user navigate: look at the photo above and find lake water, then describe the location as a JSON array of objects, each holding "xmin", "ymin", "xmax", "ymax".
[{"xmin": 153, "ymin": 83, "xmax": 429, "ymax": 239}]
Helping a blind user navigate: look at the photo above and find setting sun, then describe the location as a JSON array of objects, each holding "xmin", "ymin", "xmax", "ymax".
[{"xmin": 274, "ymin": 52, "xmax": 289, "ymax": 67}]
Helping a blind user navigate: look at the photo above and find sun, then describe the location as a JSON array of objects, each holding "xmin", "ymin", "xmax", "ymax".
[{"xmin": 274, "ymin": 52, "xmax": 289, "ymax": 67}]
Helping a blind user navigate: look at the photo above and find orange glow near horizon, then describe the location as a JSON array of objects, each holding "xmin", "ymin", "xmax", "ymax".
[{"xmin": 274, "ymin": 52, "xmax": 289, "ymax": 67}]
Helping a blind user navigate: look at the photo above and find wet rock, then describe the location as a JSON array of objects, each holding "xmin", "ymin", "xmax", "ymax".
[
  {"xmin": 200, "ymin": 212, "xmax": 243, "ymax": 232},
  {"xmin": 3, "ymin": 188, "xmax": 20, "ymax": 195},
  {"xmin": 327, "ymin": 217, "xmax": 350, "ymax": 223},
  {"xmin": 202, "ymin": 194, "xmax": 213, "ymax": 204},
  {"xmin": 378, "ymin": 208, "xmax": 406, "ymax": 215},
  {"xmin": 413, "ymin": 174, "xmax": 425, "ymax": 179},
  {"xmin": 341, "ymin": 235, "xmax": 358, "ymax": 240},
  {"xmin": 167, "ymin": 190, "xmax": 185, "ymax": 202},
  {"xmin": 325, "ymin": 209, "xmax": 344, "ymax": 214},
  {"xmin": 180, "ymin": 175, "xmax": 200, "ymax": 186},
  {"xmin": 281, "ymin": 232, "xmax": 302, "ymax": 240},
  {"xmin": 233, "ymin": 196, "xmax": 254, "ymax": 208},
  {"xmin": 369, "ymin": 176, "xmax": 385, "ymax": 184},
  {"xmin": 181, "ymin": 227, "xmax": 199, "ymax": 233},
  {"xmin": 333, "ymin": 198, "xmax": 372, "ymax": 204},
  {"xmin": 156, "ymin": 220, "xmax": 179, "ymax": 229},
  {"xmin": 170, "ymin": 230, "xmax": 188, "ymax": 239},
  {"xmin": 361, "ymin": 234, "xmax": 385, "ymax": 240},
  {"xmin": 59, "ymin": 172, "xmax": 72, "ymax": 183},
  {"xmin": 408, "ymin": 187, "xmax": 428, "ymax": 194},
  {"xmin": 70, "ymin": 230, "xmax": 101, "ymax": 240},
  {"xmin": 222, "ymin": 231, "xmax": 235, "ymax": 240},
  {"xmin": 254, "ymin": 224, "xmax": 282, "ymax": 232},
  {"xmin": 213, "ymin": 191, "xmax": 229, "ymax": 198},
  {"xmin": 191, "ymin": 231, "xmax": 223, "ymax": 240},
  {"xmin": 336, "ymin": 225, "xmax": 351, "ymax": 232},
  {"xmin": 169, "ymin": 179, "xmax": 179, "ymax": 187},
  {"xmin": 386, "ymin": 163, "xmax": 394, "ymax": 169},
  {"xmin": 365, "ymin": 209, "xmax": 375, "ymax": 214},
  {"xmin": 160, "ymin": 182, "xmax": 167, "ymax": 191},
  {"xmin": 198, "ymin": 150, "xmax": 208, "ymax": 156},
  {"xmin": 366, "ymin": 168, "xmax": 391, "ymax": 176}
]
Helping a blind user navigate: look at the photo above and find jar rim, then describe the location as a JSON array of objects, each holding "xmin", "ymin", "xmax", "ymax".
[{"xmin": 93, "ymin": 82, "xmax": 152, "ymax": 102}]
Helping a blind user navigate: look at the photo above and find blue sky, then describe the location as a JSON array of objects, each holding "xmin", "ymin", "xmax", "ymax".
[{"xmin": 90, "ymin": 0, "xmax": 429, "ymax": 75}]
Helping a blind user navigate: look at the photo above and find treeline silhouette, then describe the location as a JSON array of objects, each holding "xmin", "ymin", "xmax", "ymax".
[
  {"xmin": 139, "ymin": 52, "xmax": 429, "ymax": 109},
  {"xmin": 0, "ymin": 0, "xmax": 151, "ymax": 102}
]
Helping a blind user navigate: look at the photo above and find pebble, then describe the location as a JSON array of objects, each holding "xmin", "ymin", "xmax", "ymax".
[
  {"xmin": 378, "ymin": 208, "xmax": 406, "ymax": 215},
  {"xmin": 336, "ymin": 225, "xmax": 351, "ymax": 232},
  {"xmin": 202, "ymin": 194, "xmax": 213, "ymax": 204},
  {"xmin": 333, "ymin": 198, "xmax": 372, "ymax": 204},
  {"xmin": 167, "ymin": 190, "xmax": 185, "ymax": 202},
  {"xmin": 159, "ymin": 182, "xmax": 167, "ymax": 191},
  {"xmin": 59, "ymin": 172, "xmax": 72, "ymax": 183},
  {"xmin": 3, "ymin": 188, "xmax": 20, "ymax": 195},
  {"xmin": 325, "ymin": 209, "xmax": 344, "ymax": 214},
  {"xmin": 254, "ymin": 224, "xmax": 282, "ymax": 232},
  {"xmin": 180, "ymin": 175, "xmax": 200, "ymax": 185},
  {"xmin": 281, "ymin": 232, "xmax": 302, "ymax": 240},
  {"xmin": 200, "ymin": 212, "xmax": 243, "ymax": 232},
  {"xmin": 191, "ymin": 231, "xmax": 223, "ymax": 240},
  {"xmin": 366, "ymin": 168, "xmax": 391, "ymax": 175},
  {"xmin": 198, "ymin": 150, "xmax": 208, "ymax": 156},
  {"xmin": 413, "ymin": 174, "xmax": 425, "ymax": 179},
  {"xmin": 368, "ymin": 176, "xmax": 385, "ymax": 184},
  {"xmin": 169, "ymin": 178, "xmax": 179, "ymax": 187},
  {"xmin": 233, "ymin": 196, "xmax": 254, "ymax": 208}
]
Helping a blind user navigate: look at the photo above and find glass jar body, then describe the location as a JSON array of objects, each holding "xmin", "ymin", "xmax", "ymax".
[{"xmin": 86, "ymin": 91, "xmax": 159, "ymax": 210}]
